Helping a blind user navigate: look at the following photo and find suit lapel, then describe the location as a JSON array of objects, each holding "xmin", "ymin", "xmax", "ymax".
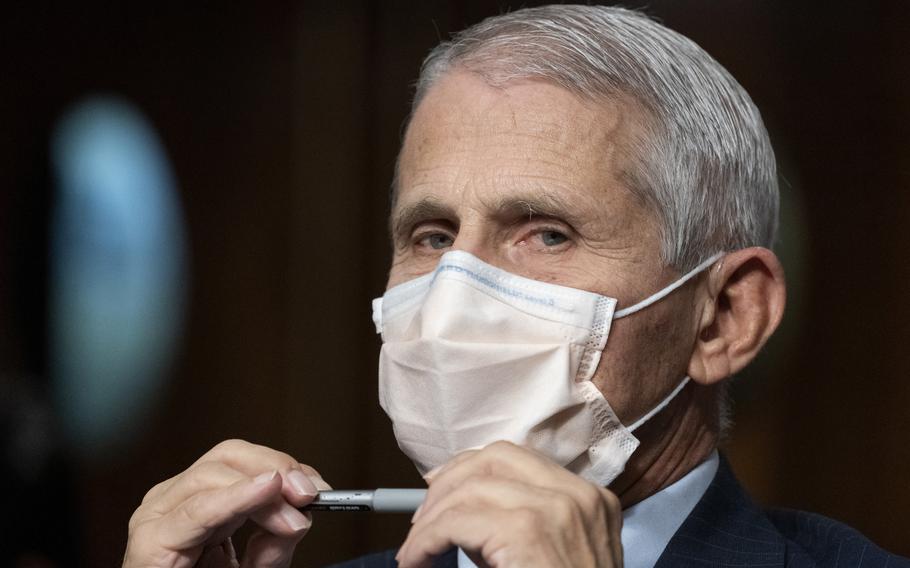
[{"xmin": 655, "ymin": 455, "xmax": 787, "ymax": 567}]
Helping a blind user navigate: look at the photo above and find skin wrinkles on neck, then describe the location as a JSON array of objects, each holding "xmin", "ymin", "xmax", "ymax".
[{"xmin": 610, "ymin": 382, "xmax": 720, "ymax": 508}]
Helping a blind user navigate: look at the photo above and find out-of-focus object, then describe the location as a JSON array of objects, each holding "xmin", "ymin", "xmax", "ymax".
[{"xmin": 49, "ymin": 96, "xmax": 188, "ymax": 460}]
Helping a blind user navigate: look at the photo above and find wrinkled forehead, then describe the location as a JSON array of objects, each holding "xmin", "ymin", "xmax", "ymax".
[
  {"xmin": 387, "ymin": 71, "xmax": 661, "ymax": 258},
  {"xmin": 393, "ymin": 70, "xmax": 648, "ymax": 206},
  {"xmin": 415, "ymin": 74, "xmax": 615, "ymax": 135}
]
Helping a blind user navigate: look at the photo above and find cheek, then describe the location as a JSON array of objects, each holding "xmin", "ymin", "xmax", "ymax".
[
  {"xmin": 500, "ymin": 246, "xmax": 577, "ymax": 283},
  {"xmin": 386, "ymin": 253, "xmax": 433, "ymax": 289},
  {"xmin": 504, "ymin": 248, "xmax": 617, "ymax": 292},
  {"xmin": 591, "ymin": 301, "xmax": 696, "ymax": 423}
]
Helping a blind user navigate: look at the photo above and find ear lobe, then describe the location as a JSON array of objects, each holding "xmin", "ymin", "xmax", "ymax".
[{"xmin": 688, "ymin": 248, "xmax": 786, "ymax": 385}]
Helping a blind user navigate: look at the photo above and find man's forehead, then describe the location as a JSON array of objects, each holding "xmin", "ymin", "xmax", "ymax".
[
  {"xmin": 408, "ymin": 71, "xmax": 629, "ymax": 143},
  {"xmin": 390, "ymin": 70, "xmax": 650, "ymax": 235},
  {"xmin": 398, "ymin": 75, "xmax": 637, "ymax": 185}
]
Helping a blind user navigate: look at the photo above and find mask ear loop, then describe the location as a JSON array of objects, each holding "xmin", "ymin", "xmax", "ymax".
[
  {"xmin": 614, "ymin": 252, "xmax": 724, "ymax": 432},
  {"xmin": 626, "ymin": 376, "xmax": 690, "ymax": 432},
  {"xmin": 613, "ymin": 253, "xmax": 724, "ymax": 319}
]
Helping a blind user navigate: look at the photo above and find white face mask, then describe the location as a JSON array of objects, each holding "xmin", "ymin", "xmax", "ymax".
[{"xmin": 372, "ymin": 250, "xmax": 722, "ymax": 486}]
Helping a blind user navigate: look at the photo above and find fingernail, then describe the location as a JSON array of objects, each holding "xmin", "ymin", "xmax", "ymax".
[
  {"xmin": 281, "ymin": 505, "xmax": 312, "ymax": 532},
  {"xmin": 253, "ymin": 470, "xmax": 278, "ymax": 485},
  {"xmin": 310, "ymin": 474, "xmax": 332, "ymax": 491},
  {"xmin": 287, "ymin": 469, "xmax": 318, "ymax": 496},
  {"xmin": 410, "ymin": 503, "xmax": 423, "ymax": 524}
]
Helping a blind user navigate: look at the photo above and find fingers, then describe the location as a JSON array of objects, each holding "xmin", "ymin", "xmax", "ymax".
[
  {"xmin": 138, "ymin": 466, "xmax": 313, "ymax": 550},
  {"xmin": 403, "ymin": 442, "xmax": 624, "ymax": 568},
  {"xmin": 126, "ymin": 440, "xmax": 329, "ymax": 568},
  {"xmin": 155, "ymin": 471, "xmax": 309, "ymax": 551},
  {"xmin": 422, "ymin": 449, "xmax": 479, "ymax": 481},
  {"xmin": 146, "ymin": 461, "xmax": 248, "ymax": 515},
  {"xmin": 240, "ymin": 529, "xmax": 306, "ymax": 568},
  {"xmin": 193, "ymin": 439, "xmax": 330, "ymax": 507},
  {"xmin": 144, "ymin": 460, "xmax": 322, "ymax": 536},
  {"xmin": 194, "ymin": 440, "xmax": 303, "ymax": 476},
  {"xmin": 399, "ymin": 507, "xmax": 503, "ymax": 568},
  {"xmin": 414, "ymin": 475, "xmax": 553, "ymax": 527},
  {"xmin": 426, "ymin": 442, "xmax": 562, "ymax": 488},
  {"xmin": 281, "ymin": 469, "xmax": 320, "ymax": 506},
  {"xmin": 406, "ymin": 476, "xmax": 594, "ymax": 565},
  {"xmin": 198, "ymin": 539, "xmax": 240, "ymax": 568},
  {"xmin": 400, "ymin": 506, "xmax": 570, "ymax": 568},
  {"xmin": 605, "ymin": 488, "xmax": 623, "ymax": 567},
  {"xmin": 420, "ymin": 442, "xmax": 581, "ymax": 519}
]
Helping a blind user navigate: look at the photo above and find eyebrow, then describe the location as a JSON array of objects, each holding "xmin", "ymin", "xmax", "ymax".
[
  {"xmin": 390, "ymin": 189, "xmax": 589, "ymax": 241},
  {"xmin": 390, "ymin": 197, "xmax": 457, "ymax": 241},
  {"xmin": 490, "ymin": 193, "xmax": 584, "ymax": 225}
]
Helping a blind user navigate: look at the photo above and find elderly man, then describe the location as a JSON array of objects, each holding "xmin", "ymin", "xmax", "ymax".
[{"xmin": 124, "ymin": 5, "xmax": 908, "ymax": 568}]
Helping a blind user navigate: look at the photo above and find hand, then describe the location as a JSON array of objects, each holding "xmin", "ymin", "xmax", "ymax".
[
  {"xmin": 123, "ymin": 439, "xmax": 331, "ymax": 568},
  {"xmin": 396, "ymin": 441, "xmax": 623, "ymax": 568}
]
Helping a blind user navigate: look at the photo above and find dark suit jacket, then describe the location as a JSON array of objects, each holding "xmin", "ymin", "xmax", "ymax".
[{"xmin": 328, "ymin": 457, "xmax": 908, "ymax": 567}]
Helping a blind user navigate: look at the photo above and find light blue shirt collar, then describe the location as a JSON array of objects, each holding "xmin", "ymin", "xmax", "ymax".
[
  {"xmin": 457, "ymin": 451, "xmax": 719, "ymax": 568},
  {"xmin": 620, "ymin": 450, "xmax": 719, "ymax": 568}
]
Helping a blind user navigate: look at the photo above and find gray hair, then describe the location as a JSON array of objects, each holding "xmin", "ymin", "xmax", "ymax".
[{"xmin": 405, "ymin": 4, "xmax": 779, "ymax": 272}]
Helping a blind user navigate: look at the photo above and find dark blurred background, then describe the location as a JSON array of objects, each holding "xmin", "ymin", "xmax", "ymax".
[{"xmin": 1, "ymin": 1, "xmax": 908, "ymax": 566}]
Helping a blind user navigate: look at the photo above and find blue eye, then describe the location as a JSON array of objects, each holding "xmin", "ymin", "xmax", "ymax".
[
  {"xmin": 540, "ymin": 230, "xmax": 568, "ymax": 246},
  {"xmin": 428, "ymin": 234, "xmax": 454, "ymax": 249}
]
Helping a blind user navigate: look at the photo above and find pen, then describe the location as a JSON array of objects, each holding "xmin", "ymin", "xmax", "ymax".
[{"xmin": 301, "ymin": 488, "xmax": 427, "ymax": 513}]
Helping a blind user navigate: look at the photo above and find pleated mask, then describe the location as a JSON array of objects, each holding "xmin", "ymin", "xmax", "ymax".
[{"xmin": 372, "ymin": 250, "xmax": 721, "ymax": 486}]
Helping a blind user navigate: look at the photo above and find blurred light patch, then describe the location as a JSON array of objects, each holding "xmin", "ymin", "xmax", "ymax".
[{"xmin": 50, "ymin": 97, "xmax": 188, "ymax": 460}]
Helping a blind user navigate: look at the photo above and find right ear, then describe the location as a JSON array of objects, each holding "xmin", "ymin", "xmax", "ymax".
[{"xmin": 687, "ymin": 247, "xmax": 786, "ymax": 384}]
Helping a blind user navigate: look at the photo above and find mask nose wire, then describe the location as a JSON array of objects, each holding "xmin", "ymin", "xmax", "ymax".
[{"xmin": 612, "ymin": 252, "xmax": 725, "ymax": 319}]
